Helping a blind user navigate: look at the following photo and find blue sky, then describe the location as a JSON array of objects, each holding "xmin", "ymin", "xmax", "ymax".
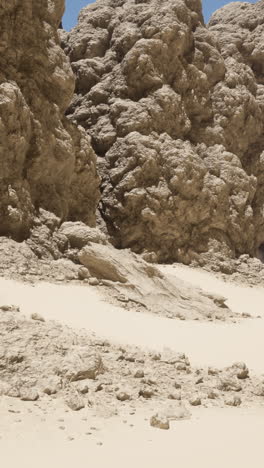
[{"xmin": 63, "ymin": 0, "xmax": 258, "ymax": 30}]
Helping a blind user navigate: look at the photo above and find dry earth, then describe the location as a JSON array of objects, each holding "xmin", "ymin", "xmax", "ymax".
[
  {"xmin": 1, "ymin": 0, "xmax": 264, "ymax": 466},
  {"xmin": 1, "ymin": 261, "xmax": 264, "ymax": 467}
]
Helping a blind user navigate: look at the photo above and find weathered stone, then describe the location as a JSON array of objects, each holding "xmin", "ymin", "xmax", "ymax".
[
  {"xmin": 64, "ymin": 0, "xmax": 264, "ymax": 264},
  {"xmin": 189, "ymin": 396, "xmax": 202, "ymax": 406},
  {"xmin": 116, "ymin": 391, "xmax": 131, "ymax": 402},
  {"xmin": 218, "ymin": 377, "xmax": 242, "ymax": 392},
  {"xmin": 150, "ymin": 414, "xmax": 170, "ymax": 430},
  {"xmin": 31, "ymin": 313, "xmax": 45, "ymax": 323},
  {"xmin": 225, "ymin": 395, "xmax": 242, "ymax": 407},
  {"xmin": 20, "ymin": 388, "xmax": 39, "ymax": 402},
  {"xmin": 0, "ymin": 0, "xmax": 100, "ymax": 240},
  {"xmin": 57, "ymin": 351, "xmax": 104, "ymax": 381},
  {"xmin": 59, "ymin": 222, "xmax": 107, "ymax": 249},
  {"xmin": 65, "ymin": 393, "xmax": 85, "ymax": 411}
]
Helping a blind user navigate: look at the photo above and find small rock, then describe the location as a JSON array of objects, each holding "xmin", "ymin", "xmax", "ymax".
[
  {"xmin": 195, "ymin": 377, "xmax": 204, "ymax": 384},
  {"xmin": 230, "ymin": 362, "xmax": 249, "ymax": 380},
  {"xmin": 125, "ymin": 354, "xmax": 136, "ymax": 362},
  {"xmin": 174, "ymin": 382, "xmax": 182, "ymax": 389},
  {"xmin": 176, "ymin": 363, "xmax": 187, "ymax": 371},
  {"xmin": 141, "ymin": 377, "xmax": 157, "ymax": 386},
  {"xmin": 117, "ymin": 294, "xmax": 129, "ymax": 303},
  {"xmin": 208, "ymin": 367, "xmax": 219, "ymax": 376},
  {"xmin": 30, "ymin": 313, "xmax": 45, "ymax": 322},
  {"xmin": 42, "ymin": 376, "xmax": 61, "ymax": 395},
  {"xmin": 58, "ymin": 351, "xmax": 104, "ymax": 381},
  {"xmin": 89, "ymin": 277, "xmax": 100, "ymax": 286},
  {"xmin": 150, "ymin": 353, "xmax": 161, "ymax": 361},
  {"xmin": 134, "ymin": 370, "xmax": 144, "ymax": 378},
  {"xmin": 20, "ymin": 388, "xmax": 39, "ymax": 401},
  {"xmin": 218, "ymin": 377, "xmax": 242, "ymax": 392},
  {"xmin": 189, "ymin": 396, "xmax": 201, "ymax": 406},
  {"xmin": 207, "ymin": 389, "xmax": 219, "ymax": 400},
  {"xmin": 78, "ymin": 267, "xmax": 91, "ymax": 280},
  {"xmin": 139, "ymin": 387, "xmax": 155, "ymax": 399},
  {"xmin": 65, "ymin": 393, "xmax": 85, "ymax": 411},
  {"xmin": 75, "ymin": 382, "xmax": 89, "ymax": 394},
  {"xmin": 150, "ymin": 413, "xmax": 170, "ymax": 430},
  {"xmin": 95, "ymin": 383, "xmax": 103, "ymax": 392},
  {"xmin": 225, "ymin": 396, "xmax": 241, "ymax": 407},
  {"xmin": 168, "ymin": 391, "xmax": 181, "ymax": 400},
  {"xmin": 0, "ymin": 305, "xmax": 19, "ymax": 312},
  {"xmin": 116, "ymin": 391, "xmax": 131, "ymax": 401}
]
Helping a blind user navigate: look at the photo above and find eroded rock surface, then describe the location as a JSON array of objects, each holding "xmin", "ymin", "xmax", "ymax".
[
  {"xmin": 64, "ymin": 0, "xmax": 264, "ymax": 263},
  {"xmin": 0, "ymin": 307, "xmax": 263, "ymax": 416},
  {"xmin": 0, "ymin": 0, "xmax": 100, "ymax": 240}
]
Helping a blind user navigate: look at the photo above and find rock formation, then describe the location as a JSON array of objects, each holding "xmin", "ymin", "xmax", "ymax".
[
  {"xmin": 64, "ymin": 0, "xmax": 264, "ymax": 264},
  {"xmin": 0, "ymin": 0, "xmax": 100, "ymax": 241}
]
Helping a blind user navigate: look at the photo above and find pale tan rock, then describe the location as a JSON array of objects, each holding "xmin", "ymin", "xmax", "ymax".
[
  {"xmin": 57, "ymin": 351, "xmax": 104, "ymax": 381},
  {"xmin": 0, "ymin": 0, "xmax": 100, "ymax": 240},
  {"xmin": 59, "ymin": 222, "xmax": 107, "ymax": 248},
  {"xmin": 64, "ymin": 0, "xmax": 264, "ymax": 264},
  {"xmin": 150, "ymin": 414, "xmax": 170, "ymax": 430},
  {"xmin": 65, "ymin": 393, "xmax": 85, "ymax": 411},
  {"xmin": 78, "ymin": 242, "xmax": 233, "ymax": 321}
]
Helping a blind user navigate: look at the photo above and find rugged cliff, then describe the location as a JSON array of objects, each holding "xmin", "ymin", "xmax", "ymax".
[
  {"xmin": 0, "ymin": 0, "xmax": 100, "ymax": 241},
  {"xmin": 64, "ymin": 0, "xmax": 264, "ymax": 264}
]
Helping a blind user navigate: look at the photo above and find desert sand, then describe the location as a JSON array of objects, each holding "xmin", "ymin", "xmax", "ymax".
[{"xmin": 1, "ymin": 264, "xmax": 264, "ymax": 468}]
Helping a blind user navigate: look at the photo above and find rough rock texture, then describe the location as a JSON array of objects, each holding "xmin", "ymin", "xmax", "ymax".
[
  {"xmin": 78, "ymin": 241, "xmax": 238, "ymax": 321},
  {"xmin": 0, "ymin": 0, "xmax": 100, "ymax": 240},
  {"xmin": 0, "ymin": 307, "xmax": 263, "ymax": 415},
  {"xmin": 64, "ymin": 0, "xmax": 264, "ymax": 263}
]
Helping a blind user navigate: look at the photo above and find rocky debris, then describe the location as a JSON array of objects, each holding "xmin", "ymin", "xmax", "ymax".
[
  {"xmin": 0, "ymin": 0, "xmax": 100, "ymax": 240},
  {"xmin": 63, "ymin": 0, "xmax": 264, "ymax": 264},
  {"xmin": 0, "ymin": 307, "xmax": 263, "ymax": 418}
]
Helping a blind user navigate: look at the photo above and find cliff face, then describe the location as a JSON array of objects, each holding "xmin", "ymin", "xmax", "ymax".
[
  {"xmin": 0, "ymin": 0, "xmax": 100, "ymax": 240},
  {"xmin": 64, "ymin": 0, "xmax": 264, "ymax": 264}
]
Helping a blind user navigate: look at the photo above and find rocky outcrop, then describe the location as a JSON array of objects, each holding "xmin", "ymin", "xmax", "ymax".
[
  {"xmin": 64, "ymin": 0, "xmax": 264, "ymax": 264},
  {"xmin": 0, "ymin": 0, "xmax": 100, "ymax": 240}
]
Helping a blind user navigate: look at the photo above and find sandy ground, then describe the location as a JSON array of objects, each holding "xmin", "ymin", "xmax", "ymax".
[
  {"xmin": 0, "ymin": 266, "xmax": 264, "ymax": 371},
  {"xmin": 1, "ymin": 264, "xmax": 264, "ymax": 467},
  {"xmin": 1, "ymin": 397, "xmax": 264, "ymax": 468}
]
